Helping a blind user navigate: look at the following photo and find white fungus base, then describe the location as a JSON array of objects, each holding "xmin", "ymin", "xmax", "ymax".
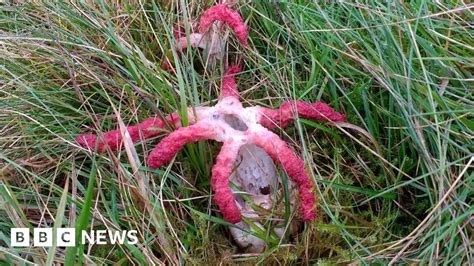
[{"xmin": 229, "ymin": 144, "xmax": 297, "ymax": 253}]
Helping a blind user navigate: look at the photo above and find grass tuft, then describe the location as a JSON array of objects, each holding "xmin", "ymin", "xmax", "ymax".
[{"xmin": 1, "ymin": 1, "xmax": 472, "ymax": 264}]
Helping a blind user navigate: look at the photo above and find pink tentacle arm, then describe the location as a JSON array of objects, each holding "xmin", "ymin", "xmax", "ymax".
[
  {"xmin": 211, "ymin": 140, "xmax": 244, "ymax": 223},
  {"xmin": 257, "ymin": 100, "xmax": 346, "ymax": 130},
  {"xmin": 199, "ymin": 4, "xmax": 249, "ymax": 47},
  {"xmin": 221, "ymin": 65, "xmax": 241, "ymax": 99},
  {"xmin": 77, "ymin": 113, "xmax": 181, "ymax": 152},
  {"xmin": 249, "ymin": 127, "xmax": 317, "ymax": 221},
  {"xmin": 147, "ymin": 123, "xmax": 219, "ymax": 169}
]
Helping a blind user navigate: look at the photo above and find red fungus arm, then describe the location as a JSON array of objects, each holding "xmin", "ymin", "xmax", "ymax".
[
  {"xmin": 211, "ymin": 140, "xmax": 243, "ymax": 223},
  {"xmin": 258, "ymin": 100, "xmax": 346, "ymax": 130},
  {"xmin": 77, "ymin": 113, "xmax": 181, "ymax": 152},
  {"xmin": 249, "ymin": 127, "xmax": 317, "ymax": 221},
  {"xmin": 198, "ymin": 4, "xmax": 248, "ymax": 47},
  {"xmin": 147, "ymin": 123, "xmax": 218, "ymax": 169},
  {"xmin": 221, "ymin": 65, "xmax": 241, "ymax": 99}
]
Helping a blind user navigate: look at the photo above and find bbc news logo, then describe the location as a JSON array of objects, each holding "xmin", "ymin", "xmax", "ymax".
[{"xmin": 11, "ymin": 228, "xmax": 138, "ymax": 247}]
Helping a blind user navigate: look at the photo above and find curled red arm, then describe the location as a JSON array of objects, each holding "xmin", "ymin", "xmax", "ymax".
[
  {"xmin": 199, "ymin": 4, "xmax": 248, "ymax": 47},
  {"xmin": 77, "ymin": 113, "xmax": 181, "ymax": 152},
  {"xmin": 258, "ymin": 100, "xmax": 346, "ymax": 130},
  {"xmin": 147, "ymin": 123, "xmax": 218, "ymax": 169},
  {"xmin": 250, "ymin": 127, "xmax": 317, "ymax": 221},
  {"xmin": 211, "ymin": 140, "xmax": 243, "ymax": 223}
]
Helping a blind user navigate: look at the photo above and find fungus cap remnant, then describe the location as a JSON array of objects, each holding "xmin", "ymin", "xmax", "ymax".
[{"xmin": 162, "ymin": 3, "xmax": 248, "ymax": 71}]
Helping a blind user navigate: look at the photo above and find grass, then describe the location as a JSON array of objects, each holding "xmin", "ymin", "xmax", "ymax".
[{"xmin": 0, "ymin": 0, "xmax": 473, "ymax": 264}]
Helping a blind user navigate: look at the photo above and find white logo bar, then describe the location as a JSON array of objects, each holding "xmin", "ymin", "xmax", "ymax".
[{"xmin": 10, "ymin": 228, "xmax": 138, "ymax": 247}]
